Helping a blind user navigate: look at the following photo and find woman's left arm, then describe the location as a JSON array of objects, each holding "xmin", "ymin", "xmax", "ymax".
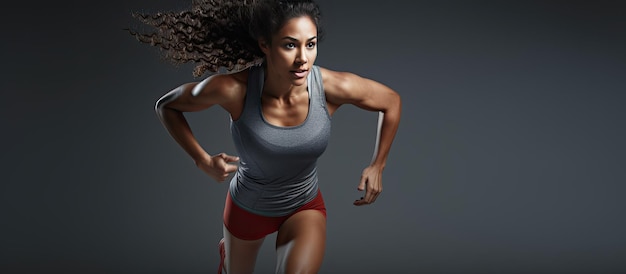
[{"xmin": 321, "ymin": 67, "xmax": 402, "ymax": 206}]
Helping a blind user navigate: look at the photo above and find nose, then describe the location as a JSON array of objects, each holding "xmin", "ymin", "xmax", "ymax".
[{"xmin": 296, "ymin": 48, "xmax": 308, "ymax": 64}]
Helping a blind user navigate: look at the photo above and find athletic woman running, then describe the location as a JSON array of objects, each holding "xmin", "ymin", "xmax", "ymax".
[{"xmin": 129, "ymin": 0, "xmax": 401, "ymax": 273}]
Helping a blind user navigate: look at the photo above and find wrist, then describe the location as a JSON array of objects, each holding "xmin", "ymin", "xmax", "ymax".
[
  {"xmin": 193, "ymin": 152, "xmax": 212, "ymax": 165},
  {"xmin": 369, "ymin": 161, "xmax": 386, "ymax": 170}
]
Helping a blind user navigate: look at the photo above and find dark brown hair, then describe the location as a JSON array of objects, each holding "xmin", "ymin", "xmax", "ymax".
[{"xmin": 127, "ymin": 0, "xmax": 323, "ymax": 77}]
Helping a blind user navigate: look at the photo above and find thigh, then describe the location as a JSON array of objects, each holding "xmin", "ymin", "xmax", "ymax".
[
  {"xmin": 223, "ymin": 192, "xmax": 276, "ymax": 273},
  {"xmin": 275, "ymin": 209, "xmax": 327, "ymax": 274},
  {"xmin": 223, "ymin": 224, "xmax": 265, "ymax": 274},
  {"xmin": 224, "ymin": 191, "xmax": 283, "ymax": 240}
]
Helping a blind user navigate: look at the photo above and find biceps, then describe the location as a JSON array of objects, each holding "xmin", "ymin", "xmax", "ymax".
[
  {"xmin": 352, "ymin": 79, "xmax": 399, "ymax": 112},
  {"xmin": 156, "ymin": 82, "xmax": 215, "ymax": 112}
]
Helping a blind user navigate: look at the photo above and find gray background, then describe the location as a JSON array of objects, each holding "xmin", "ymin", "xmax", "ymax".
[{"xmin": 2, "ymin": 0, "xmax": 625, "ymax": 273}]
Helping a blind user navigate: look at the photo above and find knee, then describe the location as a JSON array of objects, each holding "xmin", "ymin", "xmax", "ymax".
[
  {"xmin": 279, "ymin": 265, "xmax": 320, "ymax": 274},
  {"xmin": 275, "ymin": 210, "xmax": 326, "ymax": 273},
  {"xmin": 277, "ymin": 256, "xmax": 322, "ymax": 274},
  {"xmin": 275, "ymin": 239, "xmax": 325, "ymax": 274}
]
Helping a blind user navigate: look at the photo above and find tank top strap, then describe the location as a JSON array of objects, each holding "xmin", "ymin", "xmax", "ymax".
[
  {"xmin": 308, "ymin": 65, "xmax": 330, "ymax": 117},
  {"xmin": 243, "ymin": 64, "xmax": 264, "ymax": 114}
]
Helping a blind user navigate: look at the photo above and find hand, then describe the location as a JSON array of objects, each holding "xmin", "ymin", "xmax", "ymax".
[
  {"xmin": 196, "ymin": 153, "xmax": 239, "ymax": 182},
  {"xmin": 353, "ymin": 165, "xmax": 383, "ymax": 206}
]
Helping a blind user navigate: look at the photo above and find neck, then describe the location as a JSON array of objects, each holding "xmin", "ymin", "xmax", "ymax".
[{"xmin": 263, "ymin": 68, "xmax": 307, "ymax": 100}]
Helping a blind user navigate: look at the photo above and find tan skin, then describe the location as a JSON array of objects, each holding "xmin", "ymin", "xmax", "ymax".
[{"xmin": 156, "ymin": 16, "xmax": 401, "ymax": 274}]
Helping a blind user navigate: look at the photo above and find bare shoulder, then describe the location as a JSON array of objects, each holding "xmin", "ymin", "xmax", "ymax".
[
  {"xmin": 159, "ymin": 69, "xmax": 249, "ymax": 113},
  {"xmin": 318, "ymin": 66, "xmax": 366, "ymax": 105},
  {"xmin": 318, "ymin": 66, "xmax": 356, "ymax": 95},
  {"xmin": 194, "ymin": 69, "xmax": 248, "ymax": 104},
  {"xmin": 317, "ymin": 66, "xmax": 399, "ymax": 112}
]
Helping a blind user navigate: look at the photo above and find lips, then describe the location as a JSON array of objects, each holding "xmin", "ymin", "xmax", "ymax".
[{"xmin": 291, "ymin": 69, "xmax": 308, "ymax": 78}]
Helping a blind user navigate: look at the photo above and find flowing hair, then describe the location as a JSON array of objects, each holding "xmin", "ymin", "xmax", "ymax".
[{"xmin": 127, "ymin": 0, "xmax": 323, "ymax": 77}]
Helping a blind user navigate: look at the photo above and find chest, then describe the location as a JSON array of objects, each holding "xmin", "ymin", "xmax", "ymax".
[{"xmin": 260, "ymin": 92, "xmax": 310, "ymax": 127}]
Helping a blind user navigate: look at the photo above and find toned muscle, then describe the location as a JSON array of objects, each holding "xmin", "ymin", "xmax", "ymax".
[
  {"xmin": 217, "ymin": 70, "xmax": 249, "ymax": 121},
  {"xmin": 261, "ymin": 89, "xmax": 310, "ymax": 127},
  {"xmin": 320, "ymin": 66, "xmax": 399, "ymax": 115},
  {"xmin": 162, "ymin": 69, "xmax": 249, "ymax": 120}
]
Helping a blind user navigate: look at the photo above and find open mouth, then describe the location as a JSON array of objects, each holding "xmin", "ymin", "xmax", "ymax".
[{"xmin": 291, "ymin": 69, "xmax": 308, "ymax": 78}]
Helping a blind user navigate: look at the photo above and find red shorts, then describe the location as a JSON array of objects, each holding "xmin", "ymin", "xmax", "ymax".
[{"xmin": 223, "ymin": 190, "xmax": 327, "ymax": 240}]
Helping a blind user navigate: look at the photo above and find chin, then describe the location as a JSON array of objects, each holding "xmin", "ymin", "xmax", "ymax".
[{"xmin": 291, "ymin": 78, "xmax": 307, "ymax": 86}]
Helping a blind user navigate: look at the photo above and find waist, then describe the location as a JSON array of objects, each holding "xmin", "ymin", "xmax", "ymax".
[{"xmin": 228, "ymin": 170, "xmax": 319, "ymax": 217}]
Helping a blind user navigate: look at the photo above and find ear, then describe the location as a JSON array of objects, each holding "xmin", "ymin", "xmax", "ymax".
[{"xmin": 258, "ymin": 39, "xmax": 270, "ymax": 55}]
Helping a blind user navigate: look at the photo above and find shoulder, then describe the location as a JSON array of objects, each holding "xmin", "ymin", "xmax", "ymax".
[
  {"xmin": 316, "ymin": 66, "xmax": 399, "ymax": 111},
  {"xmin": 318, "ymin": 66, "xmax": 364, "ymax": 101},
  {"xmin": 194, "ymin": 69, "xmax": 249, "ymax": 103},
  {"xmin": 200, "ymin": 69, "xmax": 249, "ymax": 96},
  {"xmin": 319, "ymin": 66, "xmax": 352, "ymax": 90},
  {"xmin": 160, "ymin": 69, "xmax": 250, "ymax": 113}
]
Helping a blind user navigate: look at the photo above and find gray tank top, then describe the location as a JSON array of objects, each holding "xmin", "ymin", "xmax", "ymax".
[{"xmin": 228, "ymin": 64, "xmax": 332, "ymax": 217}]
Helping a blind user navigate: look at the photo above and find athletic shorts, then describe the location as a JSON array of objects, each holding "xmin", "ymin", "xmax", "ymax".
[{"xmin": 223, "ymin": 190, "xmax": 327, "ymax": 241}]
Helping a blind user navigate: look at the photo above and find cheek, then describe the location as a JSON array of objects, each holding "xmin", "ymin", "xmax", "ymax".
[
  {"xmin": 270, "ymin": 48, "xmax": 290, "ymax": 61},
  {"xmin": 308, "ymin": 50, "xmax": 318, "ymax": 62}
]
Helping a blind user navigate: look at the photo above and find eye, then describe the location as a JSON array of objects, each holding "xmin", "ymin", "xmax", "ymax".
[
  {"xmin": 285, "ymin": 43, "xmax": 296, "ymax": 49},
  {"xmin": 307, "ymin": 42, "xmax": 316, "ymax": 48}
]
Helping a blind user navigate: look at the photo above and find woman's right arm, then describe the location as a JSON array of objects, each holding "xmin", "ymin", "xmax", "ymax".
[{"xmin": 155, "ymin": 74, "xmax": 242, "ymax": 182}]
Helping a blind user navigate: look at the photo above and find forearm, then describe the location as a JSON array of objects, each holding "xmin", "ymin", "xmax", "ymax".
[
  {"xmin": 370, "ymin": 95, "xmax": 401, "ymax": 169},
  {"xmin": 155, "ymin": 90, "xmax": 210, "ymax": 163},
  {"xmin": 157, "ymin": 108, "xmax": 210, "ymax": 162}
]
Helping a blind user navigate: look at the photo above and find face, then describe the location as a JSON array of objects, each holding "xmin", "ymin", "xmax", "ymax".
[{"xmin": 260, "ymin": 16, "xmax": 318, "ymax": 87}]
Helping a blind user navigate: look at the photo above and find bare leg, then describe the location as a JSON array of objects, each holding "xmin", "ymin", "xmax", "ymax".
[
  {"xmin": 275, "ymin": 210, "xmax": 326, "ymax": 274},
  {"xmin": 222, "ymin": 224, "xmax": 265, "ymax": 274}
]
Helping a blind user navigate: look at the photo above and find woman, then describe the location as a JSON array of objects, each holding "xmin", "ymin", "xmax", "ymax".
[{"xmin": 129, "ymin": 0, "xmax": 401, "ymax": 273}]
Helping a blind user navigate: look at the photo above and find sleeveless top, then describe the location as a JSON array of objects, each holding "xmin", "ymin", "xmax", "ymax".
[{"xmin": 228, "ymin": 64, "xmax": 332, "ymax": 217}]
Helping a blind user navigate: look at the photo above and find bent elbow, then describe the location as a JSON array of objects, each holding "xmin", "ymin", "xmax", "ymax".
[
  {"xmin": 154, "ymin": 87, "xmax": 183, "ymax": 114},
  {"xmin": 155, "ymin": 96, "xmax": 167, "ymax": 113},
  {"xmin": 395, "ymin": 92, "xmax": 402, "ymax": 112},
  {"xmin": 384, "ymin": 90, "xmax": 402, "ymax": 115}
]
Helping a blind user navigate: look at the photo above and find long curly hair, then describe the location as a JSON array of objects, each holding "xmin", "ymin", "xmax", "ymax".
[{"xmin": 127, "ymin": 0, "xmax": 323, "ymax": 77}]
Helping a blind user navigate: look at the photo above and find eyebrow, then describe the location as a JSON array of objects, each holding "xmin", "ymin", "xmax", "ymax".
[{"xmin": 281, "ymin": 36, "xmax": 317, "ymax": 42}]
